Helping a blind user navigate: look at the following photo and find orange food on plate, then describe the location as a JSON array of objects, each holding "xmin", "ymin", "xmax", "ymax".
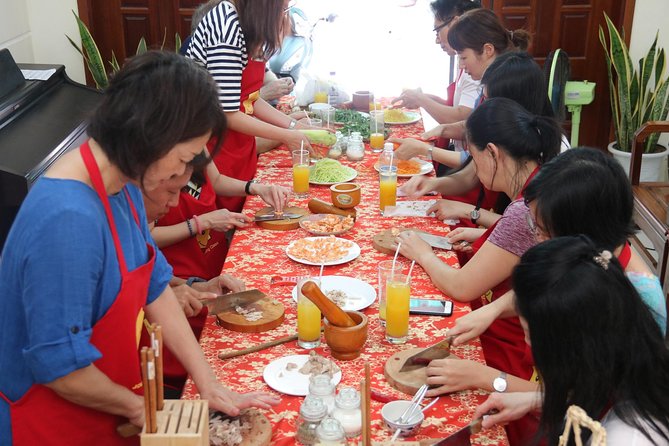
[
  {"xmin": 396, "ymin": 159, "xmax": 421, "ymax": 175},
  {"xmin": 287, "ymin": 236, "xmax": 353, "ymax": 263},
  {"xmin": 302, "ymin": 215, "xmax": 354, "ymax": 234}
]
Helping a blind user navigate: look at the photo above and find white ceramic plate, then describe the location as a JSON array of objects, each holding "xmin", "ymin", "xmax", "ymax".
[
  {"xmin": 385, "ymin": 110, "xmax": 421, "ymax": 125},
  {"xmin": 291, "ymin": 276, "xmax": 377, "ymax": 311},
  {"xmin": 286, "ymin": 237, "xmax": 361, "ymax": 266},
  {"xmin": 374, "ymin": 159, "xmax": 434, "ymax": 177},
  {"xmin": 309, "ymin": 165, "xmax": 358, "ymax": 185},
  {"xmin": 299, "ymin": 214, "xmax": 355, "ymax": 236},
  {"xmin": 263, "ymin": 355, "xmax": 342, "ymax": 396}
]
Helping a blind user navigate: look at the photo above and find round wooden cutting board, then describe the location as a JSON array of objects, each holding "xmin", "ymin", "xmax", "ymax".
[
  {"xmin": 255, "ymin": 206, "xmax": 308, "ymax": 231},
  {"xmin": 216, "ymin": 298, "xmax": 285, "ymax": 333},
  {"xmin": 373, "ymin": 227, "xmax": 425, "ymax": 255},
  {"xmin": 384, "ymin": 348, "xmax": 428, "ymax": 396},
  {"xmin": 210, "ymin": 408, "xmax": 272, "ymax": 446}
]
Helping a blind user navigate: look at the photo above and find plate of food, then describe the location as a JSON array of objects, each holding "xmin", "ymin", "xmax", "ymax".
[
  {"xmin": 309, "ymin": 159, "xmax": 357, "ymax": 185},
  {"xmin": 263, "ymin": 352, "xmax": 342, "ymax": 396},
  {"xmin": 291, "ymin": 276, "xmax": 376, "ymax": 311},
  {"xmin": 373, "ymin": 158, "xmax": 434, "ymax": 177},
  {"xmin": 299, "ymin": 214, "xmax": 355, "ymax": 236},
  {"xmin": 286, "ymin": 236, "xmax": 360, "ymax": 266},
  {"xmin": 384, "ymin": 109, "xmax": 421, "ymax": 125},
  {"xmin": 333, "ymin": 109, "xmax": 369, "ymax": 125}
]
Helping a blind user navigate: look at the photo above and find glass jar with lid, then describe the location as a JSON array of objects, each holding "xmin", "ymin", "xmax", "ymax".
[
  {"xmin": 346, "ymin": 134, "xmax": 365, "ymax": 161},
  {"xmin": 315, "ymin": 416, "xmax": 346, "ymax": 445},
  {"xmin": 308, "ymin": 374, "xmax": 336, "ymax": 414},
  {"xmin": 296, "ymin": 396, "xmax": 327, "ymax": 445},
  {"xmin": 331, "ymin": 386, "xmax": 362, "ymax": 438}
]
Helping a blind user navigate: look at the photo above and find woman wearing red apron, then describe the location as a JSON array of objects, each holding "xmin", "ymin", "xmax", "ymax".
[
  {"xmin": 397, "ymin": 98, "xmax": 562, "ymax": 445},
  {"xmin": 0, "ymin": 52, "xmax": 278, "ymax": 445},
  {"xmin": 186, "ymin": 0, "xmax": 313, "ymax": 213}
]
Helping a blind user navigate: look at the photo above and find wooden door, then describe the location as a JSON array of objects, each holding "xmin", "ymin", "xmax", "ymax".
[
  {"xmin": 76, "ymin": 0, "xmax": 200, "ymax": 79},
  {"xmin": 482, "ymin": 0, "xmax": 635, "ymax": 149}
]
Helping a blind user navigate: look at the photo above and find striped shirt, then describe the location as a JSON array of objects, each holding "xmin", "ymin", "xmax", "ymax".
[{"xmin": 187, "ymin": 1, "xmax": 247, "ymax": 111}]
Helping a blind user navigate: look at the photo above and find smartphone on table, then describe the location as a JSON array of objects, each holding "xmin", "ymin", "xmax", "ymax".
[{"xmin": 409, "ymin": 298, "xmax": 453, "ymax": 316}]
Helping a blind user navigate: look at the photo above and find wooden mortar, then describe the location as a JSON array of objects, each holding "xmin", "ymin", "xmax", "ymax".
[
  {"xmin": 324, "ymin": 311, "xmax": 368, "ymax": 360},
  {"xmin": 300, "ymin": 280, "xmax": 357, "ymax": 327}
]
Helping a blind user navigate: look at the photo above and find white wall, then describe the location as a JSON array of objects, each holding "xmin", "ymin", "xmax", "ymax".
[{"xmin": 0, "ymin": 0, "xmax": 84, "ymax": 84}]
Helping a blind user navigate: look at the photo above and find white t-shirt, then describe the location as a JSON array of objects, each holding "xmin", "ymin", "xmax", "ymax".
[
  {"xmin": 452, "ymin": 70, "xmax": 479, "ymax": 151},
  {"xmin": 599, "ymin": 409, "xmax": 669, "ymax": 445}
]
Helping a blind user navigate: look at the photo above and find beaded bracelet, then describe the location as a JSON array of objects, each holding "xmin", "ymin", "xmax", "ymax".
[
  {"xmin": 185, "ymin": 218, "xmax": 195, "ymax": 237},
  {"xmin": 193, "ymin": 215, "xmax": 202, "ymax": 234}
]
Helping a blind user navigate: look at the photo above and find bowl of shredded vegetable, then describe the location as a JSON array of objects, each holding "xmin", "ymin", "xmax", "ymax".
[
  {"xmin": 309, "ymin": 159, "xmax": 357, "ymax": 185},
  {"xmin": 384, "ymin": 110, "xmax": 421, "ymax": 125}
]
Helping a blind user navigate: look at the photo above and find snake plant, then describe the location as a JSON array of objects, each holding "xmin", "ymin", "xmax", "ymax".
[
  {"xmin": 67, "ymin": 11, "xmax": 181, "ymax": 90},
  {"xmin": 599, "ymin": 12, "xmax": 669, "ymax": 153}
]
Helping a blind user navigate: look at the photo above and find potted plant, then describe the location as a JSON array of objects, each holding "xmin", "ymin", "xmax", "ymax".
[{"xmin": 599, "ymin": 12, "xmax": 669, "ymax": 181}]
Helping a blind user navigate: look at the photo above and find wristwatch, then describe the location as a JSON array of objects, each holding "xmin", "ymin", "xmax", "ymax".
[
  {"xmin": 288, "ymin": 119, "xmax": 297, "ymax": 129},
  {"xmin": 470, "ymin": 206, "xmax": 481, "ymax": 225},
  {"xmin": 493, "ymin": 372, "xmax": 508, "ymax": 392},
  {"xmin": 244, "ymin": 179, "xmax": 257, "ymax": 195}
]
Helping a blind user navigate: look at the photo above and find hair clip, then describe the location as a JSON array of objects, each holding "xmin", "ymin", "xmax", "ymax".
[{"xmin": 593, "ymin": 250, "xmax": 613, "ymax": 270}]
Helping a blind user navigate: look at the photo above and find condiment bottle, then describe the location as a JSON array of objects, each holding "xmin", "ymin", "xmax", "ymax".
[
  {"xmin": 297, "ymin": 396, "xmax": 327, "ymax": 445},
  {"xmin": 346, "ymin": 134, "xmax": 365, "ymax": 161},
  {"xmin": 315, "ymin": 417, "xmax": 346, "ymax": 445},
  {"xmin": 308, "ymin": 375, "xmax": 336, "ymax": 414},
  {"xmin": 331, "ymin": 386, "xmax": 362, "ymax": 438}
]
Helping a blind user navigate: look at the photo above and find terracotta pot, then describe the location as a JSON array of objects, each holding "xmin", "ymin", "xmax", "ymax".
[
  {"xmin": 324, "ymin": 311, "xmax": 368, "ymax": 360},
  {"xmin": 607, "ymin": 142, "xmax": 669, "ymax": 182},
  {"xmin": 330, "ymin": 183, "xmax": 361, "ymax": 209}
]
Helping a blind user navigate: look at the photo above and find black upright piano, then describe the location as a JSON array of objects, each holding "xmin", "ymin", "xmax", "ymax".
[{"xmin": 0, "ymin": 49, "xmax": 102, "ymax": 251}]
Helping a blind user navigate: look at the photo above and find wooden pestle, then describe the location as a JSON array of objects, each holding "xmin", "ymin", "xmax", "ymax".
[{"xmin": 300, "ymin": 280, "xmax": 357, "ymax": 327}]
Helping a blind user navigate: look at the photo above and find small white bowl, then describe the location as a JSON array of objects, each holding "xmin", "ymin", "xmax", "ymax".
[
  {"xmin": 381, "ymin": 400, "xmax": 425, "ymax": 437},
  {"xmin": 309, "ymin": 103, "xmax": 333, "ymax": 112}
]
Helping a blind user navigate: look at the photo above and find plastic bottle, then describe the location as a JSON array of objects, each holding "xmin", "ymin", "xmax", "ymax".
[
  {"xmin": 327, "ymin": 71, "xmax": 339, "ymax": 106},
  {"xmin": 378, "ymin": 142, "xmax": 396, "ymax": 169}
]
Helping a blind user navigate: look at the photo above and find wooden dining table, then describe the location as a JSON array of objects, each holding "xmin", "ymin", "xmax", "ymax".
[{"xmin": 182, "ymin": 108, "xmax": 509, "ymax": 445}]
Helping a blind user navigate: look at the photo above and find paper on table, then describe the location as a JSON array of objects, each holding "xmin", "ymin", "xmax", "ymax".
[
  {"xmin": 383, "ymin": 200, "xmax": 459, "ymax": 225},
  {"xmin": 21, "ymin": 69, "xmax": 56, "ymax": 81}
]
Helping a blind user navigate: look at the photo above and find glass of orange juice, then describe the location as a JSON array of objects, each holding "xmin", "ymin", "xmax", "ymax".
[
  {"xmin": 378, "ymin": 259, "xmax": 409, "ymax": 326},
  {"xmin": 369, "ymin": 110, "xmax": 385, "ymax": 153},
  {"xmin": 314, "ymin": 91, "xmax": 328, "ymax": 103},
  {"xmin": 379, "ymin": 165, "xmax": 397, "ymax": 214},
  {"xmin": 297, "ymin": 278, "xmax": 322, "ymax": 349},
  {"xmin": 292, "ymin": 149, "xmax": 310, "ymax": 198},
  {"xmin": 385, "ymin": 272, "xmax": 411, "ymax": 344}
]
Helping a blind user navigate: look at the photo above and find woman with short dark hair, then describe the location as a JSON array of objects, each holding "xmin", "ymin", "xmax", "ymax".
[{"xmin": 0, "ymin": 51, "xmax": 279, "ymax": 445}]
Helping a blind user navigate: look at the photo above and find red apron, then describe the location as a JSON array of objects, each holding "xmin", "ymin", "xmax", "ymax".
[
  {"xmin": 468, "ymin": 167, "xmax": 540, "ymax": 446},
  {"xmin": 143, "ymin": 173, "xmax": 225, "ymax": 390},
  {"xmin": 2, "ymin": 141, "xmax": 152, "ymax": 445},
  {"xmin": 210, "ymin": 59, "xmax": 266, "ymax": 213}
]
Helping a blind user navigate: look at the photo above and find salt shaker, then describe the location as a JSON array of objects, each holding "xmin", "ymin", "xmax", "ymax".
[
  {"xmin": 296, "ymin": 396, "xmax": 327, "ymax": 445},
  {"xmin": 331, "ymin": 386, "xmax": 362, "ymax": 438},
  {"xmin": 308, "ymin": 374, "xmax": 336, "ymax": 414},
  {"xmin": 346, "ymin": 134, "xmax": 365, "ymax": 161},
  {"xmin": 315, "ymin": 417, "xmax": 346, "ymax": 445}
]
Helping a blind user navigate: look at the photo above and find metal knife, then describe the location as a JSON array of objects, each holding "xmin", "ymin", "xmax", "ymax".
[
  {"xmin": 399, "ymin": 338, "xmax": 452, "ymax": 373},
  {"xmin": 417, "ymin": 232, "xmax": 452, "ymax": 250},
  {"xmin": 431, "ymin": 417, "xmax": 484, "ymax": 446},
  {"xmin": 254, "ymin": 213, "xmax": 303, "ymax": 222},
  {"xmin": 203, "ymin": 289, "xmax": 266, "ymax": 315}
]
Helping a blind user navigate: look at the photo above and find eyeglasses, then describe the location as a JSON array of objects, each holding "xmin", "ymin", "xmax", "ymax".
[{"xmin": 433, "ymin": 16, "xmax": 455, "ymax": 34}]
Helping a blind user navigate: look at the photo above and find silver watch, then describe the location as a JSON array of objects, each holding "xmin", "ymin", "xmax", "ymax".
[
  {"xmin": 288, "ymin": 119, "xmax": 297, "ymax": 129},
  {"xmin": 493, "ymin": 372, "xmax": 508, "ymax": 392}
]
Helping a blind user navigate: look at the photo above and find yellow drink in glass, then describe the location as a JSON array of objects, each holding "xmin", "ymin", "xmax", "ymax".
[
  {"xmin": 379, "ymin": 167, "xmax": 397, "ymax": 213},
  {"xmin": 370, "ymin": 133, "xmax": 384, "ymax": 151},
  {"xmin": 297, "ymin": 298, "xmax": 322, "ymax": 347},
  {"xmin": 379, "ymin": 299, "xmax": 387, "ymax": 321},
  {"xmin": 293, "ymin": 164, "xmax": 310, "ymax": 197},
  {"xmin": 385, "ymin": 280, "xmax": 410, "ymax": 343},
  {"xmin": 314, "ymin": 91, "xmax": 328, "ymax": 103}
]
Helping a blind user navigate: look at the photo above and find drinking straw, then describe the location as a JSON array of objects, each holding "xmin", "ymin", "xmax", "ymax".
[
  {"xmin": 389, "ymin": 150, "xmax": 394, "ymax": 167},
  {"xmin": 391, "ymin": 242, "xmax": 402, "ymax": 277},
  {"xmin": 406, "ymin": 260, "xmax": 416, "ymax": 285},
  {"xmin": 306, "ymin": 114, "xmax": 312, "ymax": 125},
  {"xmin": 319, "ymin": 263, "xmax": 325, "ymax": 280},
  {"xmin": 300, "ymin": 140, "xmax": 304, "ymax": 164}
]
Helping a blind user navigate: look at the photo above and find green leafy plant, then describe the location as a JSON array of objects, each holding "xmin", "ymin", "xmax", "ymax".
[
  {"xmin": 599, "ymin": 12, "xmax": 669, "ymax": 153},
  {"xmin": 67, "ymin": 10, "xmax": 182, "ymax": 90}
]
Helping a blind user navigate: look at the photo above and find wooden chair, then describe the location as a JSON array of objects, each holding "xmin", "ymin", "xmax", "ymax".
[{"xmin": 629, "ymin": 121, "xmax": 669, "ymax": 303}]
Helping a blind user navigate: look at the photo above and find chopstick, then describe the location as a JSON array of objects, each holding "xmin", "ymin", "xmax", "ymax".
[
  {"xmin": 364, "ymin": 363, "xmax": 371, "ymax": 446},
  {"xmin": 218, "ymin": 334, "xmax": 298, "ymax": 360},
  {"xmin": 146, "ymin": 348, "xmax": 157, "ymax": 433},
  {"xmin": 151, "ymin": 324, "xmax": 164, "ymax": 410}
]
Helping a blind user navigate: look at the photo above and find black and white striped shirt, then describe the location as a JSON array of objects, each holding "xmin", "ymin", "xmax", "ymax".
[{"xmin": 187, "ymin": 1, "xmax": 247, "ymax": 112}]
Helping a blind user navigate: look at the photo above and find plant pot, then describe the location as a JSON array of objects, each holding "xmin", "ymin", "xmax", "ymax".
[{"xmin": 607, "ymin": 142, "xmax": 669, "ymax": 182}]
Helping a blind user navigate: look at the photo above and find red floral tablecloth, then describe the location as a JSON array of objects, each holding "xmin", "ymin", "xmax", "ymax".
[{"xmin": 183, "ymin": 113, "xmax": 508, "ymax": 445}]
